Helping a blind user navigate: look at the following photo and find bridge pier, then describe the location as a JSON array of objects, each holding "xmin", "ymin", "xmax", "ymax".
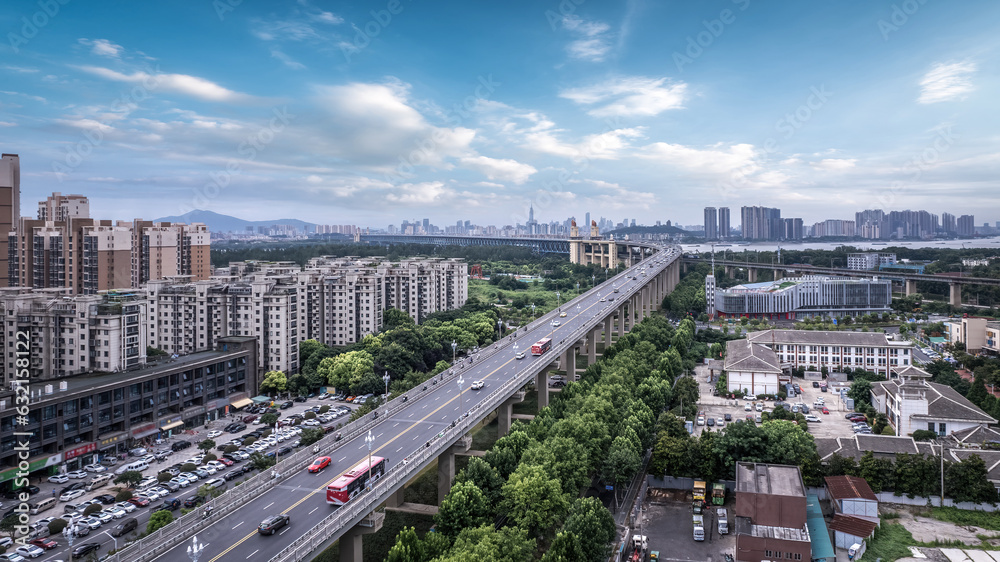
[
  {"xmin": 774, "ymin": 269, "xmax": 784, "ymax": 281},
  {"xmin": 438, "ymin": 436, "xmax": 472, "ymax": 504},
  {"xmin": 950, "ymin": 283, "xmax": 962, "ymax": 306},
  {"xmin": 339, "ymin": 512, "xmax": 384, "ymax": 562},
  {"xmin": 617, "ymin": 305, "xmax": 625, "ymax": 335},
  {"xmin": 748, "ymin": 268, "xmax": 758, "ymax": 283},
  {"xmin": 905, "ymin": 279, "xmax": 918, "ymax": 296},
  {"xmin": 604, "ymin": 316, "xmax": 613, "ymax": 348},
  {"xmin": 588, "ymin": 329, "xmax": 597, "ymax": 365},
  {"xmin": 497, "ymin": 391, "xmax": 525, "ymax": 436}
]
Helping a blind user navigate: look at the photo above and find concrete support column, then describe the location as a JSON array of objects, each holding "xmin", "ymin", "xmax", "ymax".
[
  {"xmin": 905, "ymin": 279, "xmax": 918, "ymax": 296},
  {"xmin": 748, "ymin": 268, "xmax": 758, "ymax": 283},
  {"xmin": 385, "ymin": 487, "xmax": 405, "ymax": 508},
  {"xmin": 437, "ymin": 448, "xmax": 455, "ymax": 505},
  {"xmin": 950, "ymin": 283, "xmax": 962, "ymax": 306},
  {"xmin": 498, "ymin": 401, "xmax": 513, "ymax": 436},
  {"xmin": 569, "ymin": 346, "xmax": 579, "ymax": 380},
  {"xmin": 774, "ymin": 269, "xmax": 784, "ymax": 281},
  {"xmin": 604, "ymin": 316, "xmax": 612, "ymax": 347},
  {"xmin": 617, "ymin": 306, "xmax": 625, "ymax": 335},
  {"xmin": 588, "ymin": 330, "xmax": 597, "ymax": 365},
  {"xmin": 537, "ymin": 368, "xmax": 551, "ymax": 409},
  {"xmin": 339, "ymin": 515, "xmax": 384, "ymax": 562}
]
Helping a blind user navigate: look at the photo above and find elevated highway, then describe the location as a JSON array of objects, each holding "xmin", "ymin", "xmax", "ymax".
[{"xmin": 129, "ymin": 246, "xmax": 681, "ymax": 562}]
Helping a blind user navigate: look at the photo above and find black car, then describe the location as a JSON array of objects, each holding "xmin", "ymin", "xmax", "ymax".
[
  {"xmin": 293, "ymin": 396, "xmax": 307, "ymax": 403},
  {"xmin": 276, "ymin": 446, "xmax": 293, "ymax": 457},
  {"xmin": 171, "ymin": 441, "xmax": 192, "ymax": 452},
  {"xmin": 812, "ymin": 381, "xmax": 821, "ymax": 388},
  {"xmin": 724, "ymin": 413, "xmax": 732, "ymax": 421},
  {"xmin": 279, "ymin": 401, "xmax": 293, "ymax": 409},
  {"xmin": 72, "ymin": 542, "xmax": 102, "ymax": 559},
  {"xmin": 5, "ymin": 484, "xmax": 42, "ymax": 498},
  {"xmin": 183, "ymin": 495, "xmax": 206, "ymax": 508},
  {"xmin": 223, "ymin": 423, "xmax": 239, "ymax": 432},
  {"xmin": 154, "ymin": 498, "xmax": 181, "ymax": 512},
  {"xmin": 229, "ymin": 423, "xmax": 247, "ymax": 433},
  {"xmin": 61, "ymin": 482, "xmax": 87, "ymax": 494},
  {"xmin": 95, "ymin": 493, "xmax": 117, "ymax": 504},
  {"xmin": 258, "ymin": 514, "xmax": 290, "ymax": 535}
]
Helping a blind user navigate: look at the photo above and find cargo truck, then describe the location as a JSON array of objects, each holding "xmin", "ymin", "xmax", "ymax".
[
  {"xmin": 693, "ymin": 514, "xmax": 705, "ymax": 541},
  {"xmin": 712, "ymin": 483, "xmax": 726, "ymax": 505},
  {"xmin": 693, "ymin": 480, "xmax": 706, "ymax": 503}
]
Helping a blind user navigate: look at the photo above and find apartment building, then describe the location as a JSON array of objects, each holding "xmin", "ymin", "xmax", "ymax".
[
  {"xmin": 1, "ymin": 288, "xmax": 147, "ymax": 384},
  {"xmin": 945, "ymin": 315, "xmax": 1000, "ymax": 355},
  {"xmin": 0, "ymin": 154, "xmax": 20, "ymax": 288},
  {"xmin": 847, "ymin": 253, "xmax": 897, "ymax": 270},
  {"xmin": 745, "ymin": 330, "xmax": 913, "ymax": 377},
  {"xmin": 38, "ymin": 192, "xmax": 89, "ymax": 222},
  {"xmin": 704, "ymin": 207, "xmax": 718, "ymax": 239}
]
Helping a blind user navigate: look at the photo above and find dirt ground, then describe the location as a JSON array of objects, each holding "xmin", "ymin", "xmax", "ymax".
[{"xmin": 887, "ymin": 505, "xmax": 1000, "ymax": 546}]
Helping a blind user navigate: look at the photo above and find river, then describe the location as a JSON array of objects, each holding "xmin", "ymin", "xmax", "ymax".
[{"xmin": 680, "ymin": 237, "xmax": 1000, "ymax": 253}]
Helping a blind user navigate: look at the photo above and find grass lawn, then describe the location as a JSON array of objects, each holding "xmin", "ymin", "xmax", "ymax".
[
  {"xmin": 929, "ymin": 507, "xmax": 1000, "ymax": 531},
  {"xmin": 863, "ymin": 522, "xmax": 916, "ymax": 562}
]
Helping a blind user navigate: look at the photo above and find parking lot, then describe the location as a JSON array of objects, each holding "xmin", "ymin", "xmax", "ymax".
[
  {"xmin": 642, "ymin": 493, "xmax": 736, "ymax": 561},
  {"xmin": 694, "ymin": 365, "xmax": 862, "ymax": 439}
]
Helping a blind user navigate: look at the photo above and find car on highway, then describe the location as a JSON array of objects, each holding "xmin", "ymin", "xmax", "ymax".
[
  {"xmin": 258, "ymin": 514, "xmax": 290, "ymax": 535},
  {"xmin": 559, "ymin": 311, "xmax": 567, "ymax": 317},
  {"xmin": 551, "ymin": 320, "xmax": 560, "ymax": 326},
  {"xmin": 471, "ymin": 380, "xmax": 484, "ymax": 390},
  {"xmin": 71, "ymin": 543, "xmax": 101, "ymax": 560},
  {"xmin": 515, "ymin": 351, "xmax": 525, "ymax": 359},
  {"xmin": 308, "ymin": 457, "xmax": 331, "ymax": 473},
  {"xmin": 48, "ymin": 474, "xmax": 69, "ymax": 484}
]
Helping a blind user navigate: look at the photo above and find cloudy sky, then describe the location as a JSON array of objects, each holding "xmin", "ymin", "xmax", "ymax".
[{"xmin": 2, "ymin": 0, "xmax": 998, "ymax": 229}]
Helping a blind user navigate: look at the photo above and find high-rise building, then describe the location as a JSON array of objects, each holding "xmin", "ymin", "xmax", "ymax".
[
  {"xmin": 741, "ymin": 206, "xmax": 782, "ymax": 240},
  {"xmin": 704, "ymin": 207, "xmax": 718, "ymax": 239},
  {"xmin": 783, "ymin": 218, "xmax": 804, "ymax": 240},
  {"xmin": 957, "ymin": 214, "xmax": 975, "ymax": 237},
  {"xmin": 855, "ymin": 209, "xmax": 888, "ymax": 240},
  {"xmin": 0, "ymin": 154, "xmax": 20, "ymax": 288},
  {"xmin": 941, "ymin": 213, "xmax": 956, "ymax": 234},
  {"xmin": 38, "ymin": 192, "xmax": 90, "ymax": 222},
  {"xmin": 718, "ymin": 207, "xmax": 731, "ymax": 239}
]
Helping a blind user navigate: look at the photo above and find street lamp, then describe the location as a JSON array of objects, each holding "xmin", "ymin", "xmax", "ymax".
[
  {"xmin": 187, "ymin": 535, "xmax": 205, "ymax": 562},
  {"xmin": 457, "ymin": 374, "xmax": 465, "ymax": 419},
  {"xmin": 451, "ymin": 340, "xmax": 457, "ymax": 366},
  {"xmin": 104, "ymin": 530, "xmax": 120, "ymax": 562},
  {"xmin": 556, "ymin": 291, "xmax": 561, "ymax": 309},
  {"xmin": 497, "ymin": 319, "xmax": 503, "ymax": 341},
  {"xmin": 592, "ymin": 274, "xmax": 595, "ymax": 287},
  {"xmin": 383, "ymin": 371, "xmax": 390, "ymax": 401},
  {"xmin": 531, "ymin": 303, "xmax": 535, "ymax": 322},
  {"xmin": 365, "ymin": 430, "xmax": 375, "ymax": 490}
]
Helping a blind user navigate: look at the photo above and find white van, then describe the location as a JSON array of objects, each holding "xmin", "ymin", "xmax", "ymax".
[
  {"xmin": 86, "ymin": 474, "xmax": 112, "ymax": 491},
  {"xmin": 204, "ymin": 477, "xmax": 227, "ymax": 492},
  {"xmin": 115, "ymin": 460, "xmax": 149, "ymax": 475},
  {"xmin": 29, "ymin": 497, "xmax": 57, "ymax": 515}
]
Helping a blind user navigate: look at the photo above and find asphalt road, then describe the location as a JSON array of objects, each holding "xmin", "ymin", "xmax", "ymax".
[{"xmin": 142, "ymin": 249, "xmax": 678, "ymax": 562}]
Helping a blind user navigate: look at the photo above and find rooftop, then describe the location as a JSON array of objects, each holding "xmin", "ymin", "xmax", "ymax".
[
  {"xmin": 736, "ymin": 462, "xmax": 806, "ymax": 497},
  {"xmin": 724, "ymin": 339, "xmax": 782, "ymax": 374},
  {"xmin": 747, "ymin": 329, "xmax": 910, "ymax": 347},
  {"xmin": 828, "ymin": 514, "xmax": 878, "ymax": 539},
  {"xmin": 824, "ymin": 476, "xmax": 877, "ymax": 502},
  {"xmin": 874, "ymin": 378, "xmax": 997, "ymax": 425}
]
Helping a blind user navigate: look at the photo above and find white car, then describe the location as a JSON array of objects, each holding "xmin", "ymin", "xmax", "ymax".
[
  {"xmin": 169, "ymin": 477, "xmax": 191, "ymax": 488},
  {"xmin": 551, "ymin": 320, "xmax": 560, "ymax": 326},
  {"xmin": 207, "ymin": 430, "xmax": 224, "ymax": 439},
  {"xmin": 60, "ymin": 489, "xmax": 85, "ymax": 502},
  {"xmin": 81, "ymin": 516, "xmax": 103, "ymax": 530},
  {"xmin": 149, "ymin": 486, "xmax": 170, "ymax": 497},
  {"xmin": 302, "ymin": 420, "xmax": 320, "ymax": 427},
  {"xmin": 136, "ymin": 477, "xmax": 158, "ymax": 489},
  {"xmin": 805, "ymin": 415, "xmax": 821, "ymax": 423},
  {"xmin": 105, "ymin": 506, "xmax": 127, "ymax": 519},
  {"xmin": 470, "ymin": 380, "xmax": 484, "ymax": 390},
  {"xmin": 141, "ymin": 489, "xmax": 164, "ymax": 500},
  {"xmin": 15, "ymin": 545, "xmax": 45, "ymax": 559},
  {"xmin": 66, "ymin": 470, "xmax": 89, "ymax": 479},
  {"xmin": 116, "ymin": 501, "xmax": 138, "ymax": 513},
  {"xmin": 83, "ymin": 463, "xmax": 107, "ymax": 473},
  {"xmin": 48, "ymin": 474, "xmax": 69, "ymax": 484},
  {"xmin": 94, "ymin": 511, "xmax": 115, "ymax": 524},
  {"xmin": 198, "ymin": 465, "xmax": 217, "ymax": 475}
]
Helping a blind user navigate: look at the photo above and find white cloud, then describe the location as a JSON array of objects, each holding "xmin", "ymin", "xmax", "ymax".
[
  {"xmin": 560, "ymin": 77, "xmax": 687, "ymax": 117},
  {"xmin": 459, "ymin": 156, "xmax": 537, "ymax": 184},
  {"xmin": 525, "ymin": 125, "xmax": 644, "ymax": 161},
  {"xmin": 1, "ymin": 65, "xmax": 38, "ymax": 73},
  {"xmin": 0, "ymin": 121, "xmax": 16, "ymax": 127},
  {"xmin": 386, "ymin": 181, "xmax": 449, "ymax": 205},
  {"xmin": 271, "ymin": 49, "xmax": 306, "ymax": 70},
  {"xmin": 811, "ymin": 158, "xmax": 856, "ymax": 170},
  {"xmin": 311, "ymin": 11, "xmax": 343, "ymax": 24},
  {"xmin": 918, "ymin": 61, "xmax": 976, "ymax": 104},
  {"xmin": 561, "ymin": 15, "xmax": 612, "ymax": 62},
  {"xmin": 639, "ymin": 142, "xmax": 757, "ymax": 174},
  {"xmin": 78, "ymin": 38, "xmax": 124, "ymax": 58},
  {"xmin": 77, "ymin": 66, "xmax": 256, "ymax": 103}
]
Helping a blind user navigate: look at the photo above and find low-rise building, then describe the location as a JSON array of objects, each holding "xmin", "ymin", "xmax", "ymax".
[
  {"xmin": 746, "ymin": 330, "xmax": 913, "ymax": 378},
  {"xmin": 0, "ymin": 336, "xmax": 258, "ymax": 494},
  {"xmin": 945, "ymin": 315, "xmax": 999, "ymax": 355},
  {"xmin": 735, "ymin": 462, "xmax": 811, "ymax": 562},
  {"xmin": 870, "ymin": 365, "xmax": 997, "ymax": 437},
  {"xmin": 706, "ymin": 276, "xmax": 892, "ymax": 320},
  {"xmin": 724, "ymin": 339, "xmax": 786, "ymax": 396}
]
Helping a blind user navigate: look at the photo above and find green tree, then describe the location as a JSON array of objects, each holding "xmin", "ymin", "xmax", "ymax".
[
  {"xmin": 146, "ymin": 510, "xmax": 174, "ymax": 533},
  {"xmin": 83, "ymin": 503, "xmax": 103, "ymax": 516},
  {"xmin": 521, "ymin": 436, "xmax": 591, "ymax": 496},
  {"xmin": 442, "ymin": 525, "xmax": 535, "ymax": 562},
  {"xmin": 435, "ymin": 481, "xmax": 492, "ymax": 537},
  {"xmin": 47, "ymin": 518, "xmax": 68, "ymax": 535},
  {"xmin": 115, "ymin": 490, "xmax": 133, "ymax": 502},
  {"xmin": 250, "ymin": 452, "xmax": 277, "ymax": 472},
  {"xmin": 602, "ymin": 436, "xmax": 641, "ymax": 491},
  {"xmin": 457, "ymin": 457, "xmax": 504, "ymax": 505},
  {"xmin": 0, "ymin": 514, "xmax": 17, "ymax": 538},
  {"xmin": 299, "ymin": 427, "xmax": 325, "ymax": 447},
  {"xmin": 260, "ymin": 412, "xmax": 279, "ymax": 427},
  {"xmin": 114, "ymin": 470, "xmax": 143, "ymax": 488},
  {"xmin": 385, "ymin": 527, "xmax": 433, "ymax": 562},
  {"xmin": 847, "ymin": 379, "xmax": 873, "ymax": 408},
  {"xmin": 198, "ymin": 439, "xmax": 216, "ymax": 453},
  {"xmin": 858, "ymin": 451, "xmax": 895, "ymax": 493},
  {"xmin": 650, "ymin": 434, "xmax": 692, "ymax": 477},
  {"xmin": 259, "ymin": 370, "xmax": 288, "ymax": 395},
  {"xmin": 383, "ymin": 308, "xmax": 416, "ymax": 330},
  {"xmin": 541, "ymin": 531, "xmax": 586, "ymax": 562},
  {"xmin": 563, "ymin": 497, "xmax": 617, "ymax": 562},
  {"xmin": 670, "ymin": 376, "xmax": 700, "ymax": 418},
  {"xmin": 319, "ymin": 350, "xmax": 376, "ymax": 391},
  {"xmin": 945, "ymin": 454, "xmax": 1000, "ymax": 503},
  {"xmin": 298, "ymin": 339, "xmax": 327, "ymax": 368},
  {"xmin": 500, "ymin": 464, "xmax": 571, "ymax": 540}
]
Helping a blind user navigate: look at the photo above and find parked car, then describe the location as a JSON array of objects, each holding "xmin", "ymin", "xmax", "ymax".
[
  {"xmin": 28, "ymin": 538, "xmax": 57, "ymax": 551},
  {"xmin": 94, "ymin": 494, "xmax": 117, "ymax": 505},
  {"xmin": 293, "ymin": 396, "xmax": 307, "ymax": 403},
  {"xmin": 14, "ymin": 545, "xmax": 45, "ymax": 559},
  {"xmin": 280, "ymin": 401, "xmax": 293, "ymax": 409},
  {"xmin": 171, "ymin": 441, "xmax": 192, "ymax": 452},
  {"xmin": 59, "ymin": 489, "xmax": 85, "ymax": 502},
  {"xmin": 207, "ymin": 430, "xmax": 223, "ymax": 439}
]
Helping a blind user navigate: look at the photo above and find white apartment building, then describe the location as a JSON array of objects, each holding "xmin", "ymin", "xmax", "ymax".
[
  {"xmin": 746, "ymin": 330, "xmax": 913, "ymax": 377},
  {"xmin": 846, "ymin": 253, "xmax": 896, "ymax": 271},
  {"xmin": 1, "ymin": 288, "xmax": 147, "ymax": 384}
]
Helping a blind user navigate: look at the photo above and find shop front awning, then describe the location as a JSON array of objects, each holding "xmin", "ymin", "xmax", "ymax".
[
  {"xmin": 230, "ymin": 397, "xmax": 254, "ymax": 409},
  {"xmin": 160, "ymin": 421, "xmax": 185, "ymax": 431}
]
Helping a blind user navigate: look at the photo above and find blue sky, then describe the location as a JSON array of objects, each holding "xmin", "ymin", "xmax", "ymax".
[{"xmin": 2, "ymin": 0, "xmax": 998, "ymax": 229}]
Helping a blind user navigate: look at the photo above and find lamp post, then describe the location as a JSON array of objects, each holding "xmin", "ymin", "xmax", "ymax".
[
  {"xmin": 556, "ymin": 291, "xmax": 561, "ymax": 309},
  {"xmin": 531, "ymin": 303, "xmax": 535, "ymax": 320},
  {"xmin": 451, "ymin": 340, "xmax": 457, "ymax": 366},
  {"xmin": 383, "ymin": 371, "xmax": 390, "ymax": 401},
  {"xmin": 365, "ymin": 430, "xmax": 374, "ymax": 490},
  {"xmin": 187, "ymin": 535, "xmax": 205, "ymax": 562},
  {"xmin": 104, "ymin": 530, "xmax": 120, "ymax": 562},
  {"xmin": 497, "ymin": 319, "xmax": 503, "ymax": 341},
  {"xmin": 457, "ymin": 374, "xmax": 465, "ymax": 419},
  {"xmin": 592, "ymin": 274, "xmax": 595, "ymax": 287}
]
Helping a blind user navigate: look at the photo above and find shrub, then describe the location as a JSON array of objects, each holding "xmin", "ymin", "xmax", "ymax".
[
  {"xmin": 84, "ymin": 503, "xmax": 103, "ymax": 516},
  {"xmin": 243, "ymin": 438, "xmax": 256, "ymax": 447},
  {"xmin": 224, "ymin": 445, "xmax": 239, "ymax": 454},
  {"xmin": 304, "ymin": 411, "xmax": 317, "ymax": 420},
  {"xmin": 157, "ymin": 473, "xmax": 173, "ymax": 483},
  {"xmin": 318, "ymin": 405, "xmax": 331, "ymax": 414},
  {"xmin": 912, "ymin": 429, "xmax": 937, "ymax": 441},
  {"xmin": 48, "ymin": 518, "xmax": 68, "ymax": 535},
  {"xmin": 180, "ymin": 463, "xmax": 197, "ymax": 473},
  {"xmin": 115, "ymin": 490, "xmax": 134, "ymax": 502},
  {"xmin": 203, "ymin": 453, "xmax": 217, "ymax": 463}
]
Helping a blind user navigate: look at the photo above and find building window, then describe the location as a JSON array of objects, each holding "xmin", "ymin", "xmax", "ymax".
[{"xmin": 938, "ymin": 422, "xmax": 947, "ymax": 436}]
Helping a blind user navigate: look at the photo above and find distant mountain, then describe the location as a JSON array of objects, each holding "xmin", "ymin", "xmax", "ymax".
[{"xmin": 153, "ymin": 210, "xmax": 316, "ymax": 233}]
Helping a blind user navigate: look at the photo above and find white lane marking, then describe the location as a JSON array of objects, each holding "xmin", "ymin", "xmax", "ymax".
[
  {"xmin": 339, "ymin": 456, "xmax": 347, "ymax": 462},
  {"xmin": 247, "ymin": 549, "xmax": 259, "ymax": 558},
  {"xmin": 263, "ymin": 502, "xmax": 273, "ymax": 510},
  {"xmin": 233, "ymin": 521, "xmax": 243, "ymax": 529},
  {"xmin": 279, "ymin": 527, "xmax": 290, "ymax": 535},
  {"xmin": 309, "ymin": 507, "xmax": 318, "ymax": 514},
  {"xmin": 396, "ymin": 446, "xmax": 403, "ymax": 452}
]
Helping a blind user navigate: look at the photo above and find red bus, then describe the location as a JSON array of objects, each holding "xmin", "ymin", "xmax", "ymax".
[
  {"xmin": 531, "ymin": 338, "xmax": 552, "ymax": 355},
  {"xmin": 326, "ymin": 456, "xmax": 387, "ymax": 505}
]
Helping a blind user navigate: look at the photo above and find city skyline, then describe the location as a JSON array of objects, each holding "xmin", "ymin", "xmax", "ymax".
[{"xmin": 2, "ymin": 1, "xmax": 999, "ymax": 227}]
